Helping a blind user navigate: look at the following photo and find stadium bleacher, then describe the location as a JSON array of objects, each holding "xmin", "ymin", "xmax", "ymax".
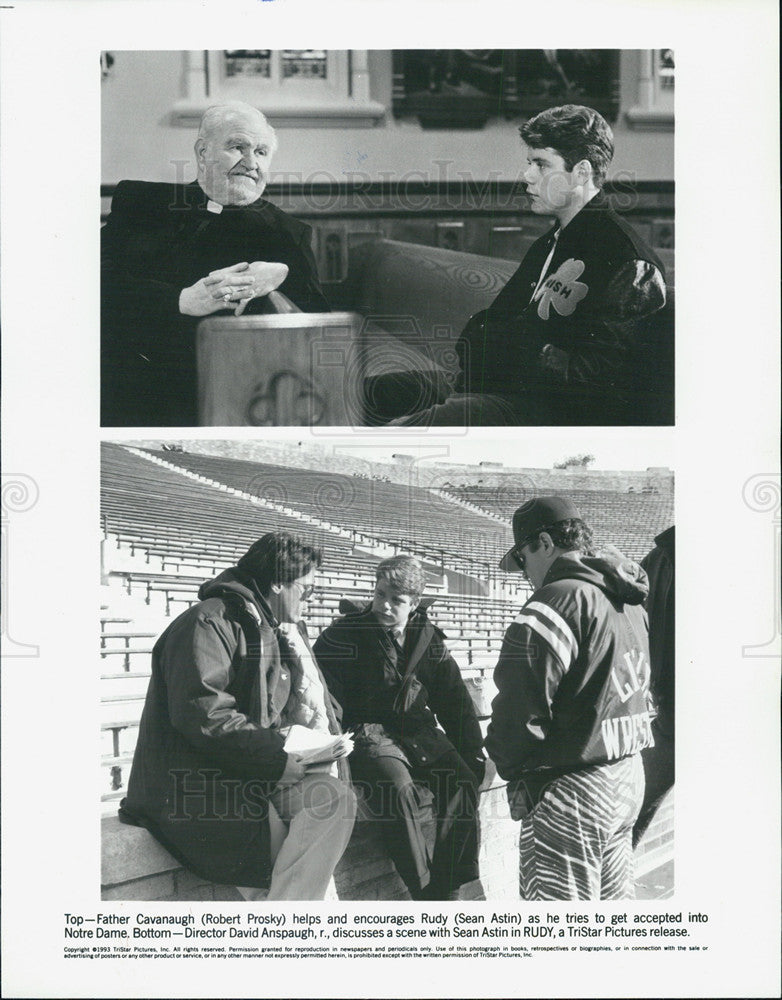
[
  {"xmin": 136, "ymin": 446, "xmax": 516, "ymax": 580},
  {"xmin": 442, "ymin": 484, "xmax": 673, "ymax": 563},
  {"xmin": 100, "ymin": 441, "xmax": 674, "ymax": 901}
]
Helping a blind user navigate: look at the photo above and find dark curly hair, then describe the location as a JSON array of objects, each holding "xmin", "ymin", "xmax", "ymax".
[
  {"xmin": 236, "ymin": 532, "xmax": 322, "ymax": 594},
  {"xmin": 524, "ymin": 518, "xmax": 594, "ymax": 556},
  {"xmin": 520, "ymin": 104, "xmax": 614, "ymax": 187}
]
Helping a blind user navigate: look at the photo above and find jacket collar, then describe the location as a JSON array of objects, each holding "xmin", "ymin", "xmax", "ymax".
[
  {"xmin": 558, "ymin": 189, "xmax": 610, "ymax": 238},
  {"xmin": 199, "ymin": 566, "xmax": 278, "ymax": 627},
  {"xmin": 241, "ymin": 574, "xmax": 280, "ymax": 628}
]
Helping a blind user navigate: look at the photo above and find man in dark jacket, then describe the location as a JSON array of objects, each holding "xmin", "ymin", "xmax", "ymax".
[
  {"xmin": 314, "ymin": 555, "xmax": 486, "ymax": 900},
  {"xmin": 389, "ymin": 104, "xmax": 666, "ymax": 427},
  {"xmin": 486, "ymin": 497, "xmax": 653, "ymax": 899},
  {"xmin": 633, "ymin": 525, "xmax": 675, "ymax": 845},
  {"xmin": 120, "ymin": 532, "xmax": 356, "ymax": 900},
  {"xmin": 101, "ymin": 101, "xmax": 330, "ymax": 426}
]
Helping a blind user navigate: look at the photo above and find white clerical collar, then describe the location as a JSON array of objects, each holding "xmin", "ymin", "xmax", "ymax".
[{"xmin": 206, "ymin": 199, "xmax": 224, "ymax": 214}]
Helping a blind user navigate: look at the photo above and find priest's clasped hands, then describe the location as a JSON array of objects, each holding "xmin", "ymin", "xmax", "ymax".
[{"xmin": 179, "ymin": 260, "xmax": 290, "ymax": 317}]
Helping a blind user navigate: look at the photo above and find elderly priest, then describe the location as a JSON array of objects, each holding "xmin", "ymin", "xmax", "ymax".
[{"xmin": 101, "ymin": 101, "xmax": 329, "ymax": 426}]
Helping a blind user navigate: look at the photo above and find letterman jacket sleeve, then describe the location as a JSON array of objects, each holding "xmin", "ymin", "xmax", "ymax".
[
  {"xmin": 538, "ymin": 260, "xmax": 667, "ymax": 387},
  {"xmin": 485, "ymin": 599, "xmax": 578, "ymax": 781}
]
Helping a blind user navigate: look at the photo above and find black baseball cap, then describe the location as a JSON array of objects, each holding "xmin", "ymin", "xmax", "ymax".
[{"xmin": 499, "ymin": 496, "xmax": 582, "ymax": 572}]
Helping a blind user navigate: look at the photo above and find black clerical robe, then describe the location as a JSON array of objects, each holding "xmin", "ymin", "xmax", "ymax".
[{"xmin": 101, "ymin": 180, "xmax": 330, "ymax": 426}]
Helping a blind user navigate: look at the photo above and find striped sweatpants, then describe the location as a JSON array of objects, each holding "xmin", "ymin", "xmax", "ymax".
[{"xmin": 519, "ymin": 754, "xmax": 645, "ymax": 901}]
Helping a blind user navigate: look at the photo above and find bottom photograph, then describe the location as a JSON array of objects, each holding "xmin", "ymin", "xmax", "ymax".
[{"xmin": 100, "ymin": 438, "xmax": 674, "ymax": 904}]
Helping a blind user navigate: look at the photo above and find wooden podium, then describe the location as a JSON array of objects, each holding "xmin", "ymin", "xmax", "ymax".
[{"xmin": 197, "ymin": 312, "xmax": 367, "ymax": 426}]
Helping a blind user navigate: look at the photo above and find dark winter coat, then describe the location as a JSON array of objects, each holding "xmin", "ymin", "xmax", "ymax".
[
  {"xmin": 486, "ymin": 548, "xmax": 653, "ymax": 808},
  {"xmin": 313, "ymin": 600, "xmax": 484, "ymax": 777},
  {"xmin": 641, "ymin": 526, "xmax": 675, "ymax": 736},
  {"xmin": 120, "ymin": 568, "xmax": 343, "ymax": 888}
]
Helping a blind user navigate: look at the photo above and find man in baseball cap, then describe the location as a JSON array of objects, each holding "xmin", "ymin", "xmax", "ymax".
[
  {"xmin": 487, "ymin": 496, "xmax": 653, "ymax": 900},
  {"xmin": 498, "ymin": 496, "xmax": 583, "ymax": 578}
]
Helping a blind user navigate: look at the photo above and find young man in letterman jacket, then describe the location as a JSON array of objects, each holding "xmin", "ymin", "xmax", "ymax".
[
  {"xmin": 485, "ymin": 497, "xmax": 654, "ymax": 900},
  {"xmin": 391, "ymin": 104, "xmax": 666, "ymax": 427}
]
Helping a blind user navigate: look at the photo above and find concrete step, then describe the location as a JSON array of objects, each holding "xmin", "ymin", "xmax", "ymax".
[
  {"xmin": 101, "ymin": 722, "xmax": 139, "ymax": 760},
  {"xmin": 101, "ymin": 672, "xmax": 152, "ymax": 699},
  {"xmin": 101, "ymin": 590, "xmax": 169, "ymax": 631},
  {"xmin": 100, "ymin": 647, "xmax": 154, "ymax": 673},
  {"xmin": 100, "ymin": 631, "xmax": 157, "ymax": 648},
  {"xmin": 100, "ymin": 789, "xmax": 127, "ymax": 819},
  {"xmin": 100, "ymin": 616, "xmax": 132, "ymax": 630},
  {"xmin": 101, "ymin": 697, "xmax": 146, "ymax": 727}
]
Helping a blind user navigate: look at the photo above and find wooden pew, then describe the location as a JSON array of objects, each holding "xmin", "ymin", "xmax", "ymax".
[
  {"xmin": 194, "ymin": 242, "xmax": 519, "ymax": 426},
  {"xmin": 197, "ymin": 312, "xmax": 365, "ymax": 426},
  {"xmin": 196, "ymin": 238, "xmax": 674, "ymax": 426}
]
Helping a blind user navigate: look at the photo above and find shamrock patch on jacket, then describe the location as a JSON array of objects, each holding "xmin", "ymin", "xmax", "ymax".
[{"xmin": 534, "ymin": 258, "xmax": 589, "ymax": 320}]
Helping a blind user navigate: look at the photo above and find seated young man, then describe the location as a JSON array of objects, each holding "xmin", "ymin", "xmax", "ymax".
[
  {"xmin": 313, "ymin": 556, "xmax": 486, "ymax": 900},
  {"xmin": 386, "ymin": 104, "xmax": 667, "ymax": 427}
]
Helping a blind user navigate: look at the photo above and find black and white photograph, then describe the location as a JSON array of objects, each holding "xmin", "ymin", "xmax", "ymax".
[
  {"xmin": 1, "ymin": 1, "xmax": 780, "ymax": 998},
  {"xmin": 99, "ymin": 437, "xmax": 674, "ymax": 904},
  {"xmin": 100, "ymin": 49, "xmax": 674, "ymax": 428}
]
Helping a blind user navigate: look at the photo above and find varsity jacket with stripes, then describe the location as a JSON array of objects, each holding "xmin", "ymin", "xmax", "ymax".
[{"xmin": 486, "ymin": 548, "xmax": 653, "ymax": 804}]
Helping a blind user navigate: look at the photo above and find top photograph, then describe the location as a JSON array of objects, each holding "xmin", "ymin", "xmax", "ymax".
[{"xmin": 100, "ymin": 49, "xmax": 674, "ymax": 428}]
